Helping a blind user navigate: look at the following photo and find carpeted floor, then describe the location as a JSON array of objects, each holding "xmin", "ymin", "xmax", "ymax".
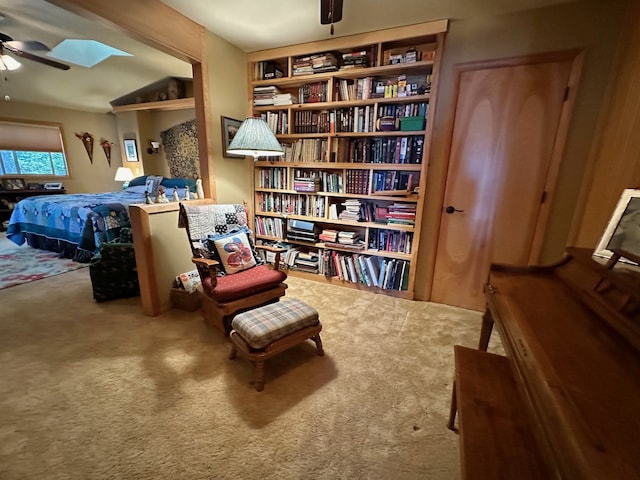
[{"xmin": 0, "ymin": 266, "xmax": 501, "ymax": 480}]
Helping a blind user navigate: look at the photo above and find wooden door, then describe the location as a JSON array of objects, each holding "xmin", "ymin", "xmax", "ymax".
[{"xmin": 431, "ymin": 55, "xmax": 578, "ymax": 310}]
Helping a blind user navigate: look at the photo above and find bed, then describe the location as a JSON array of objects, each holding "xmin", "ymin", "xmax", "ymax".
[{"xmin": 5, "ymin": 175, "xmax": 196, "ymax": 262}]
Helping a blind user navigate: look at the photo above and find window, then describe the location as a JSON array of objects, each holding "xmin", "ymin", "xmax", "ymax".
[{"xmin": 0, "ymin": 120, "xmax": 69, "ymax": 177}]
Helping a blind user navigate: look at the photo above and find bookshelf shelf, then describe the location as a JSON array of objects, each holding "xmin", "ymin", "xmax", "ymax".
[{"xmin": 248, "ymin": 20, "xmax": 447, "ymax": 297}]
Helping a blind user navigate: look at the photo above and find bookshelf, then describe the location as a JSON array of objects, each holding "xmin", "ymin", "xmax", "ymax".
[{"xmin": 247, "ymin": 20, "xmax": 447, "ymax": 299}]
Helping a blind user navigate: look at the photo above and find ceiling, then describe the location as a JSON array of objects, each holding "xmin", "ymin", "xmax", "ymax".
[{"xmin": 0, "ymin": 0, "xmax": 576, "ymax": 113}]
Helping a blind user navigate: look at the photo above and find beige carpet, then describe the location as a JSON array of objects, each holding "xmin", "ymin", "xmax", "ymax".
[{"xmin": 0, "ymin": 266, "xmax": 501, "ymax": 480}]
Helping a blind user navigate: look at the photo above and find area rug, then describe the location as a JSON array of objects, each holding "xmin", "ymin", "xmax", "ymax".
[{"xmin": 0, "ymin": 247, "xmax": 88, "ymax": 290}]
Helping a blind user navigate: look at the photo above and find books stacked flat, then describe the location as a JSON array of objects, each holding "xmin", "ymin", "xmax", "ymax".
[
  {"xmin": 273, "ymin": 93, "xmax": 298, "ymax": 106},
  {"xmin": 253, "ymin": 85, "xmax": 281, "ymax": 106},
  {"xmin": 319, "ymin": 229, "xmax": 339, "ymax": 243},
  {"xmin": 293, "ymin": 56, "xmax": 314, "ymax": 76},
  {"xmin": 286, "ymin": 218, "xmax": 318, "ymax": 243},
  {"xmin": 293, "ymin": 176, "xmax": 321, "ymax": 193},
  {"xmin": 339, "ymin": 199, "xmax": 362, "ymax": 221},
  {"xmin": 386, "ymin": 203, "xmax": 416, "ymax": 225},
  {"xmin": 311, "ymin": 52, "xmax": 339, "ymax": 73},
  {"xmin": 341, "ymin": 50, "xmax": 369, "ymax": 70},
  {"xmin": 337, "ymin": 230, "xmax": 360, "ymax": 245},
  {"xmin": 293, "ymin": 250, "xmax": 320, "ymax": 273}
]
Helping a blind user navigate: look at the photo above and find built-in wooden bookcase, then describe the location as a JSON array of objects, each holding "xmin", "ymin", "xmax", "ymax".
[{"xmin": 246, "ymin": 20, "xmax": 447, "ymax": 299}]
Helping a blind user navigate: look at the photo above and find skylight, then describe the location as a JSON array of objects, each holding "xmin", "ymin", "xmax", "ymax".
[{"xmin": 47, "ymin": 39, "xmax": 132, "ymax": 68}]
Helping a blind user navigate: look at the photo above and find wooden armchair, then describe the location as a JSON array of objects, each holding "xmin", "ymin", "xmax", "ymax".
[{"xmin": 178, "ymin": 201, "xmax": 287, "ymax": 335}]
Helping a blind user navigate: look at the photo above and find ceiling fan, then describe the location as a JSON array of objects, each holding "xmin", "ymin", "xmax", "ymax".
[
  {"xmin": 0, "ymin": 32, "xmax": 70, "ymax": 70},
  {"xmin": 320, "ymin": 0, "xmax": 343, "ymax": 35}
]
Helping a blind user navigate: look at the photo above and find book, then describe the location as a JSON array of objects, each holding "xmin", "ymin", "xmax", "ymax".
[{"xmin": 288, "ymin": 218, "xmax": 316, "ymax": 231}]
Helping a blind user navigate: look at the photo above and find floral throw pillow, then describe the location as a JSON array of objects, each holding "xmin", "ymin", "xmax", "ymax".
[{"xmin": 208, "ymin": 230, "xmax": 257, "ymax": 274}]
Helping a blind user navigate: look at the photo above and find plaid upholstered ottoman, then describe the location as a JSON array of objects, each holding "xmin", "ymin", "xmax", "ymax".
[{"xmin": 229, "ymin": 298, "xmax": 324, "ymax": 391}]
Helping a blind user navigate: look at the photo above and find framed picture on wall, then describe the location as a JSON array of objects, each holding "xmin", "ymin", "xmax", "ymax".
[
  {"xmin": 123, "ymin": 139, "xmax": 139, "ymax": 162},
  {"xmin": 221, "ymin": 116, "xmax": 244, "ymax": 158},
  {"xmin": 594, "ymin": 188, "xmax": 640, "ymax": 260}
]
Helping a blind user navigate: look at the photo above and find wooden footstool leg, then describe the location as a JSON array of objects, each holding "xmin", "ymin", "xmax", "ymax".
[
  {"xmin": 254, "ymin": 360, "xmax": 265, "ymax": 392},
  {"xmin": 312, "ymin": 333, "xmax": 325, "ymax": 356}
]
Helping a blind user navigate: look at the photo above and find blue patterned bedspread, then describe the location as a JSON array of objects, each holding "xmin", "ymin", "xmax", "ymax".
[{"xmin": 6, "ymin": 191, "xmax": 146, "ymax": 259}]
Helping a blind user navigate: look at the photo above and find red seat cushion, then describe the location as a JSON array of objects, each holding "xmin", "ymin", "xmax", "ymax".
[{"xmin": 202, "ymin": 266, "xmax": 287, "ymax": 302}]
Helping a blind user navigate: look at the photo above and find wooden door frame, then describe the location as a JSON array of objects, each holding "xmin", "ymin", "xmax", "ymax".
[{"xmin": 426, "ymin": 49, "xmax": 584, "ymax": 298}]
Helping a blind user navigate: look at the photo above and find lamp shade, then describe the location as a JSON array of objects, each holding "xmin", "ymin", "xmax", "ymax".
[
  {"xmin": 226, "ymin": 117, "xmax": 284, "ymax": 159},
  {"xmin": 114, "ymin": 167, "xmax": 134, "ymax": 182}
]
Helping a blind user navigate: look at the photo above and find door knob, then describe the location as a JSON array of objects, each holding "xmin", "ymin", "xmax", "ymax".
[{"xmin": 445, "ymin": 205, "xmax": 464, "ymax": 214}]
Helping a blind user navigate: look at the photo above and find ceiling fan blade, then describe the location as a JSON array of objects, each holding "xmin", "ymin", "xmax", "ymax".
[
  {"xmin": 6, "ymin": 40, "xmax": 51, "ymax": 51},
  {"xmin": 6, "ymin": 47, "xmax": 70, "ymax": 70}
]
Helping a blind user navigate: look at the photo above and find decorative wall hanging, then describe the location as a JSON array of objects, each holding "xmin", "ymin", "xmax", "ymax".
[
  {"xmin": 75, "ymin": 131, "xmax": 94, "ymax": 163},
  {"xmin": 100, "ymin": 139, "xmax": 114, "ymax": 166},
  {"xmin": 160, "ymin": 118, "xmax": 199, "ymax": 179}
]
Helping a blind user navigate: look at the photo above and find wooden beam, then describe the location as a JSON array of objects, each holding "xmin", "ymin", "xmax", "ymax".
[{"xmin": 45, "ymin": 0, "xmax": 204, "ymax": 63}]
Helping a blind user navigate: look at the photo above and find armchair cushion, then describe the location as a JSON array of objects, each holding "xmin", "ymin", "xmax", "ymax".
[
  {"xmin": 208, "ymin": 229, "xmax": 257, "ymax": 274},
  {"xmin": 203, "ymin": 265, "xmax": 287, "ymax": 302}
]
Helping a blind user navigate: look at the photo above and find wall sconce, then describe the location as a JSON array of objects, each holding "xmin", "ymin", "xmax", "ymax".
[{"xmin": 147, "ymin": 140, "xmax": 160, "ymax": 154}]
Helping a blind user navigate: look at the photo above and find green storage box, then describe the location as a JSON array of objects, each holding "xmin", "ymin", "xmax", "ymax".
[{"xmin": 400, "ymin": 116, "xmax": 426, "ymax": 131}]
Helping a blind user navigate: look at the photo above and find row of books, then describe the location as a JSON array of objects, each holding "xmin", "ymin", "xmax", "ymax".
[
  {"xmin": 254, "ymin": 216, "xmax": 285, "ymax": 238},
  {"xmin": 322, "ymin": 250, "xmax": 410, "ymax": 291},
  {"xmin": 379, "ymin": 102, "xmax": 428, "ymax": 119},
  {"xmin": 281, "ymin": 138, "xmax": 329, "ymax": 163},
  {"xmin": 294, "ymin": 110, "xmax": 331, "ymax": 134},
  {"xmin": 254, "ymin": 214, "xmax": 415, "ymax": 251},
  {"xmin": 260, "ymin": 111, "xmax": 288, "ymax": 135},
  {"xmin": 372, "ymin": 171, "xmax": 418, "ymax": 195},
  {"xmin": 258, "ymin": 104, "xmax": 425, "ymax": 135},
  {"xmin": 336, "ymin": 77, "xmax": 377, "ymax": 101},
  {"xmin": 345, "ymin": 169, "xmax": 370, "ymax": 195},
  {"xmin": 299, "ymin": 82, "xmax": 328, "ymax": 103},
  {"xmin": 256, "ymin": 167, "xmax": 287, "ymax": 189},
  {"xmin": 292, "ymin": 169, "xmax": 342, "ymax": 193},
  {"xmin": 369, "ymin": 228, "xmax": 413, "ymax": 254},
  {"xmin": 335, "ymin": 136, "xmax": 424, "ymax": 164},
  {"xmin": 256, "ymin": 192, "xmax": 326, "ymax": 218}
]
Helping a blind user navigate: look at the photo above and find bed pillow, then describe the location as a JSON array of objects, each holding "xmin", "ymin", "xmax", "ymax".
[
  {"xmin": 161, "ymin": 177, "xmax": 197, "ymax": 193},
  {"xmin": 125, "ymin": 185, "xmax": 148, "ymax": 194},
  {"xmin": 128, "ymin": 175, "xmax": 148, "ymax": 187},
  {"xmin": 206, "ymin": 229, "xmax": 258, "ymax": 274},
  {"xmin": 144, "ymin": 175, "xmax": 163, "ymax": 197}
]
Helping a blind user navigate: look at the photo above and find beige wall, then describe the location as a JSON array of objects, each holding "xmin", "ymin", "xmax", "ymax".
[
  {"xmin": 204, "ymin": 32, "xmax": 253, "ymax": 205},
  {"xmin": 0, "ymin": 101, "xmax": 121, "ymax": 193},
  {"xmin": 414, "ymin": 0, "xmax": 627, "ymax": 299}
]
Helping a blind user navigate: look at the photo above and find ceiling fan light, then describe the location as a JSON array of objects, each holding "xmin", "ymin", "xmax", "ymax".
[{"xmin": 0, "ymin": 54, "xmax": 21, "ymax": 71}]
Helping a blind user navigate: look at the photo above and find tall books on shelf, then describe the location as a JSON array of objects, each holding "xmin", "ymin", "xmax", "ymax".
[{"xmin": 248, "ymin": 21, "xmax": 446, "ymax": 298}]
